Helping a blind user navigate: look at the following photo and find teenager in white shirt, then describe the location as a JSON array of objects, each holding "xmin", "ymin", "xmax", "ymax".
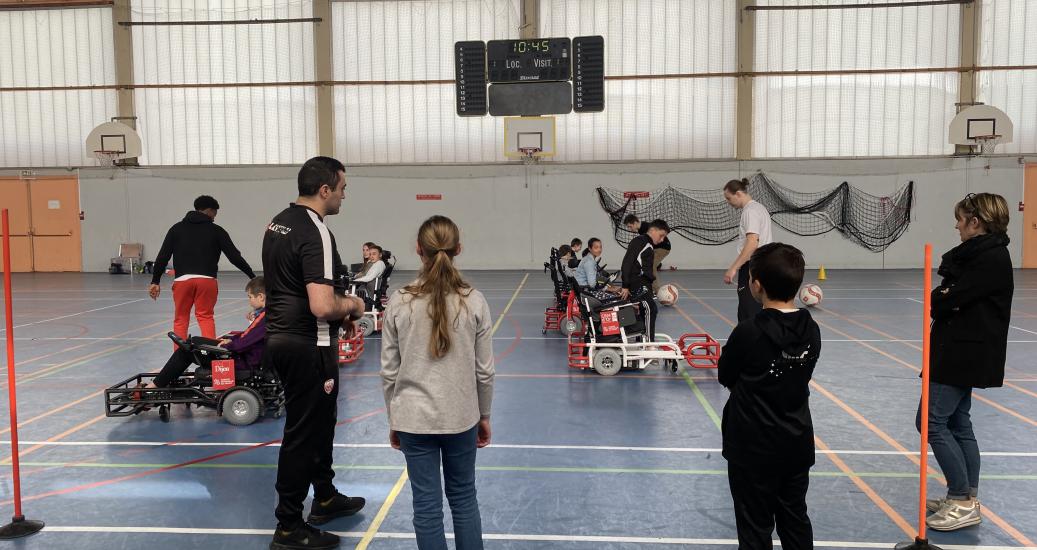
[{"xmin": 723, "ymin": 178, "xmax": 773, "ymax": 322}]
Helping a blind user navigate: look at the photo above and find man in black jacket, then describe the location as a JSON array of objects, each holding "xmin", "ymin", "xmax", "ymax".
[
  {"xmin": 619, "ymin": 219, "xmax": 670, "ymax": 342},
  {"xmin": 718, "ymin": 243, "xmax": 820, "ymax": 550},
  {"xmin": 149, "ymin": 195, "xmax": 256, "ymax": 340}
]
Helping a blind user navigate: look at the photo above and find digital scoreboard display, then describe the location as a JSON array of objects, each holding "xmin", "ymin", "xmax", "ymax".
[{"xmin": 486, "ymin": 38, "xmax": 571, "ymax": 83}]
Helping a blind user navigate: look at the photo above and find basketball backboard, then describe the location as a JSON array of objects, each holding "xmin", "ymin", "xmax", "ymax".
[
  {"xmin": 949, "ymin": 105, "xmax": 1013, "ymax": 147},
  {"xmin": 504, "ymin": 116, "xmax": 556, "ymax": 159},
  {"xmin": 85, "ymin": 120, "xmax": 142, "ymax": 164}
]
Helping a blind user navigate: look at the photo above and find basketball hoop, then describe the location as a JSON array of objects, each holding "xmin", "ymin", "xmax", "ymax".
[
  {"xmin": 93, "ymin": 150, "xmax": 120, "ymax": 168},
  {"xmin": 518, "ymin": 147, "xmax": 542, "ymax": 165},
  {"xmin": 970, "ymin": 134, "xmax": 1001, "ymax": 156}
]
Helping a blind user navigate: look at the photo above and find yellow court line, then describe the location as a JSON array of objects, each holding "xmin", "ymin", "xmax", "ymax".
[{"xmin": 354, "ymin": 272, "xmax": 528, "ymax": 549}]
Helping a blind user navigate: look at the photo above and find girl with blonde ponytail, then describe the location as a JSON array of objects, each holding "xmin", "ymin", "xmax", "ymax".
[{"xmin": 380, "ymin": 215, "xmax": 494, "ymax": 549}]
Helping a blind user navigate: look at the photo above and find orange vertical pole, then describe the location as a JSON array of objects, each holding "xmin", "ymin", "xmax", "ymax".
[
  {"xmin": 0, "ymin": 209, "xmax": 44, "ymax": 539},
  {"xmin": 918, "ymin": 243, "xmax": 933, "ymax": 539}
]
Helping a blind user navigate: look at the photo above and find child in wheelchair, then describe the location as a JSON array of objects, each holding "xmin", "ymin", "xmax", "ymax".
[{"xmin": 140, "ymin": 276, "xmax": 267, "ymax": 391}]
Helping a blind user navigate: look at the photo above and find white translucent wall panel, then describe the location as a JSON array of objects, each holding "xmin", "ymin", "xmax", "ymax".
[
  {"xmin": 132, "ymin": 0, "xmax": 314, "ymax": 84},
  {"xmin": 978, "ymin": 70, "xmax": 1037, "ymax": 154},
  {"xmin": 754, "ymin": 73, "xmax": 958, "ymax": 158},
  {"xmin": 0, "ymin": 90, "xmax": 117, "ymax": 167},
  {"xmin": 541, "ymin": 0, "xmax": 736, "ymax": 160},
  {"xmin": 755, "ymin": 0, "xmax": 959, "ymax": 71},
  {"xmin": 540, "ymin": 0, "xmax": 736, "ymax": 75},
  {"xmin": 331, "ymin": 0, "xmax": 519, "ymax": 163},
  {"xmin": 557, "ymin": 78, "xmax": 736, "ymax": 161},
  {"xmin": 135, "ymin": 86, "xmax": 316, "ymax": 165},
  {"xmin": 0, "ymin": 7, "xmax": 115, "ymax": 87},
  {"xmin": 334, "ymin": 84, "xmax": 504, "ymax": 164},
  {"xmin": 977, "ymin": 0, "xmax": 1037, "ymax": 154},
  {"xmin": 0, "ymin": 8, "xmax": 116, "ymax": 167},
  {"xmin": 332, "ymin": 0, "xmax": 520, "ymax": 81}
]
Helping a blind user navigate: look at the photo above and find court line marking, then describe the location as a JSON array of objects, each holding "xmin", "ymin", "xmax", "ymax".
[
  {"xmin": 10, "ymin": 461, "xmax": 1037, "ymax": 480},
  {"xmin": 816, "ymin": 304, "xmax": 1037, "ymax": 416},
  {"xmin": 355, "ymin": 272, "xmax": 529, "ymax": 549},
  {"xmin": 803, "ymin": 311, "xmax": 1036, "ymax": 545},
  {"xmin": 3, "ymin": 440, "xmax": 1037, "ymax": 457},
  {"xmin": 674, "ymin": 285, "xmax": 917, "ymax": 539},
  {"xmin": 0, "ymin": 298, "xmax": 147, "ymax": 333},
  {"xmin": 33, "ymin": 526, "xmax": 1037, "ymax": 549}
]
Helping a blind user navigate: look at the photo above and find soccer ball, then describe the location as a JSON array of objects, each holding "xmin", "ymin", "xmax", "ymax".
[
  {"xmin": 798, "ymin": 284, "xmax": 823, "ymax": 307},
  {"xmin": 657, "ymin": 284, "xmax": 679, "ymax": 306}
]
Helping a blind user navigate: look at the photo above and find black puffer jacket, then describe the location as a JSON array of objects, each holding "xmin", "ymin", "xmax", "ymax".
[{"xmin": 930, "ymin": 232, "xmax": 1013, "ymax": 389}]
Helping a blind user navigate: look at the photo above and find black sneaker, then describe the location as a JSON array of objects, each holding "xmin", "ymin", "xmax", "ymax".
[
  {"xmin": 269, "ymin": 523, "xmax": 340, "ymax": 550},
  {"xmin": 307, "ymin": 492, "xmax": 366, "ymax": 525}
]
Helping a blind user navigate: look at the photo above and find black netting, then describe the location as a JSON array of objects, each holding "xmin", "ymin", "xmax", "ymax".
[{"xmin": 597, "ymin": 173, "xmax": 913, "ymax": 253}]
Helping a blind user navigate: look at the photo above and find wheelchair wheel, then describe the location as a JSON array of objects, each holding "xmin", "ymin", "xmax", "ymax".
[
  {"xmin": 560, "ymin": 316, "xmax": 581, "ymax": 337},
  {"xmin": 158, "ymin": 404, "xmax": 170, "ymax": 423},
  {"xmin": 221, "ymin": 389, "xmax": 262, "ymax": 426},
  {"xmin": 357, "ymin": 316, "xmax": 376, "ymax": 337},
  {"xmin": 592, "ymin": 349, "xmax": 623, "ymax": 376}
]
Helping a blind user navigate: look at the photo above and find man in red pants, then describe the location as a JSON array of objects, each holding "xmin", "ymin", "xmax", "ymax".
[{"xmin": 149, "ymin": 195, "xmax": 256, "ymax": 340}]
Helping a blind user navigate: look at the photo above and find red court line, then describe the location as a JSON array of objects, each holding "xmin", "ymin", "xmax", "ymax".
[{"xmin": 3, "ymin": 407, "xmax": 386, "ymax": 505}]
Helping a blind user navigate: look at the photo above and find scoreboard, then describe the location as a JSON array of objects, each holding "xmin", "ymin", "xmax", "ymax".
[
  {"xmin": 487, "ymin": 38, "xmax": 571, "ymax": 83},
  {"xmin": 455, "ymin": 36, "xmax": 604, "ymax": 117}
]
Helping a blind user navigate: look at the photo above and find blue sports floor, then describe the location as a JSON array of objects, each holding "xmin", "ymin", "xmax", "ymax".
[{"xmin": 0, "ymin": 269, "xmax": 1035, "ymax": 549}]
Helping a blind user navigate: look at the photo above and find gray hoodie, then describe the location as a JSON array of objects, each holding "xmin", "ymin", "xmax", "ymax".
[{"xmin": 380, "ymin": 285, "xmax": 495, "ymax": 434}]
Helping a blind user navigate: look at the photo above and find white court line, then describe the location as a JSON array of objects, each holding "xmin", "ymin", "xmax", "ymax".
[
  {"xmin": 5, "ymin": 440, "xmax": 1036, "ymax": 457},
  {"xmin": 1010, "ymin": 325, "xmax": 1037, "ymax": 336},
  {"xmin": 0, "ymin": 298, "xmax": 147, "ymax": 333},
  {"xmin": 35, "ymin": 526, "xmax": 1037, "ymax": 549},
  {"xmin": 905, "ymin": 297, "xmax": 923, "ymax": 304}
]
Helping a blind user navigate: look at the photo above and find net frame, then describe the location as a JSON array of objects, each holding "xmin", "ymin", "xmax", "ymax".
[{"xmin": 970, "ymin": 134, "xmax": 1001, "ymax": 156}]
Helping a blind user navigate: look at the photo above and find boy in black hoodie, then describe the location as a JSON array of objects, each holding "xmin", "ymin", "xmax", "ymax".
[{"xmin": 719, "ymin": 243, "xmax": 821, "ymax": 550}]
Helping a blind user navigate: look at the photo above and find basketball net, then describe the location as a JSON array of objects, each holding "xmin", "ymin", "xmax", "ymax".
[
  {"xmin": 518, "ymin": 147, "xmax": 542, "ymax": 166},
  {"xmin": 971, "ymin": 135, "xmax": 1000, "ymax": 157},
  {"xmin": 93, "ymin": 150, "xmax": 120, "ymax": 168}
]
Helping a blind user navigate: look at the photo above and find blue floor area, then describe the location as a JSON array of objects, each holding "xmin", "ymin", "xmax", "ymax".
[{"xmin": 1, "ymin": 270, "xmax": 1036, "ymax": 549}]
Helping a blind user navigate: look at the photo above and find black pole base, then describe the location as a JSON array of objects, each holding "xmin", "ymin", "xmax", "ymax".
[
  {"xmin": 0, "ymin": 515, "xmax": 44, "ymax": 539},
  {"xmin": 895, "ymin": 537, "xmax": 942, "ymax": 550}
]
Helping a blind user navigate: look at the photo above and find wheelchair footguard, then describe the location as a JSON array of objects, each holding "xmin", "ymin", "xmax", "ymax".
[
  {"xmin": 566, "ymin": 332, "xmax": 721, "ymax": 375},
  {"xmin": 338, "ymin": 329, "xmax": 365, "ymax": 364},
  {"xmin": 677, "ymin": 333, "xmax": 721, "ymax": 369}
]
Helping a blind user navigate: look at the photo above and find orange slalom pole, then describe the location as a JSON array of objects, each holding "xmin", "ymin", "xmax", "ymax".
[
  {"xmin": 918, "ymin": 243, "xmax": 933, "ymax": 539},
  {"xmin": 0, "ymin": 209, "xmax": 44, "ymax": 539},
  {"xmin": 896, "ymin": 244, "xmax": 938, "ymax": 550}
]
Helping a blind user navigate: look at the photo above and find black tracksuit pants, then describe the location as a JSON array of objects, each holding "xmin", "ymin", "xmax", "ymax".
[
  {"xmin": 737, "ymin": 264, "xmax": 763, "ymax": 323},
  {"xmin": 630, "ymin": 286, "xmax": 657, "ymax": 342},
  {"xmin": 727, "ymin": 461, "xmax": 813, "ymax": 550},
  {"xmin": 266, "ymin": 335, "xmax": 340, "ymax": 528},
  {"xmin": 153, "ymin": 336, "xmax": 217, "ymax": 387}
]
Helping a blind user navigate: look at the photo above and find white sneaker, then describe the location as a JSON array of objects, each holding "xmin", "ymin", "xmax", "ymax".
[{"xmin": 926, "ymin": 499, "xmax": 982, "ymax": 531}]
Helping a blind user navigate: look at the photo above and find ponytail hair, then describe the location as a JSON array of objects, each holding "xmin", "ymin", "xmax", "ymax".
[
  {"xmin": 723, "ymin": 178, "xmax": 750, "ymax": 194},
  {"xmin": 403, "ymin": 215, "xmax": 471, "ymax": 359}
]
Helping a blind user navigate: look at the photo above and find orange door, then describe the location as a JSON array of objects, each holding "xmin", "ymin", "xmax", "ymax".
[
  {"xmin": 28, "ymin": 177, "xmax": 81, "ymax": 272},
  {"xmin": 1025, "ymin": 165, "xmax": 1037, "ymax": 268},
  {"xmin": 0, "ymin": 179, "xmax": 33, "ymax": 272}
]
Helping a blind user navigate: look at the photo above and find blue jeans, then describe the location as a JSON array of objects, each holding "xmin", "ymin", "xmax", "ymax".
[
  {"xmin": 398, "ymin": 426, "xmax": 484, "ymax": 550},
  {"xmin": 915, "ymin": 382, "xmax": 980, "ymax": 500}
]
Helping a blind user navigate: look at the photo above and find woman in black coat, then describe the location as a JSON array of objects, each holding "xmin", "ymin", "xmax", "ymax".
[{"xmin": 920, "ymin": 192, "xmax": 1013, "ymax": 532}]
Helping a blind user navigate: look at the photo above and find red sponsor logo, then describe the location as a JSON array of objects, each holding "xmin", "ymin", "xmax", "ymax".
[
  {"xmin": 600, "ymin": 310, "xmax": 620, "ymax": 336},
  {"xmin": 623, "ymin": 191, "xmax": 650, "ymax": 199},
  {"xmin": 211, "ymin": 359, "xmax": 235, "ymax": 390},
  {"xmin": 416, "ymin": 194, "xmax": 442, "ymax": 201}
]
